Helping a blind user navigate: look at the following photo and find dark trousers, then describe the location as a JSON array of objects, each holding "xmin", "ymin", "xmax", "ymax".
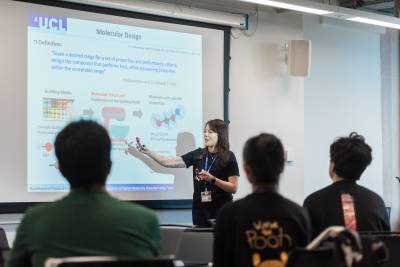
[
  {"xmin": 192, "ymin": 206, "xmax": 217, "ymax": 227},
  {"xmin": 192, "ymin": 201, "xmax": 231, "ymax": 227}
]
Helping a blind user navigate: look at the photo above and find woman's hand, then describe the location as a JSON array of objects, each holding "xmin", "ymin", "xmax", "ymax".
[
  {"xmin": 197, "ymin": 170, "xmax": 216, "ymax": 183},
  {"xmin": 197, "ymin": 172, "xmax": 238, "ymax": 193},
  {"xmin": 126, "ymin": 141, "xmax": 149, "ymax": 156}
]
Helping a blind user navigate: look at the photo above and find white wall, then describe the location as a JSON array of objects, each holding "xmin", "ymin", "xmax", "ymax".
[
  {"xmin": 230, "ymin": 11, "xmax": 391, "ymax": 206},
  {"xmin": 229, "ymin": 10, "xmax": 305, "ymax": 203},
  {"xmin": 381, "ymin": 29, "xmax": 400, "ymax": 229},
  {"xmin": 303, "ymin": 15, "xmax": 384, "ymax": 197}
]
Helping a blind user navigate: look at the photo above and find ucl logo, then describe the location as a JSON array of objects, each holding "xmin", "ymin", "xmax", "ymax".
[{"xmin": 28, "ymin": 14, "xmax": 67, "ymax": 31}]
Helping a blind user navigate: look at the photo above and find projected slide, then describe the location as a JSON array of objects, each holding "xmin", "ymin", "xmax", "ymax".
[{"xmin": 27, "ymin": 13, "xmax": 202, "ymax": 192}]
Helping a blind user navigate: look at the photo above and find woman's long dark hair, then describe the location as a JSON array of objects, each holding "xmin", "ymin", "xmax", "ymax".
[{"xmin": 201, "ymin": 119, "xmax": 230, "ymax": 166}]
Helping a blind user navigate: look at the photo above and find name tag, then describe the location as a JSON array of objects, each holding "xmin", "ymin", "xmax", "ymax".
[{"xmin": 201, "ymin": 191, "xmax": 212, "ymax": 202}]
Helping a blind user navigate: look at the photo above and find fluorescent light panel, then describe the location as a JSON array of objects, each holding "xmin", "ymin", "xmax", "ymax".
[
  {"xmin": 347, "ymin": 17, "xmax": 400, "ymax": 30},
  {"xmin": 240, "ymin": 0, "xmax": 332, "ymax": 15},
  {"xmin": 62, "ymin": 0, "xmax": 246, "ymax": 28}
]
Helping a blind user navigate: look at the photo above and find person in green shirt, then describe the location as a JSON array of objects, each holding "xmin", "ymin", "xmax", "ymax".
[{"xmin": 6, "ymin": 120, "xmax": 160, "ymax": 267}]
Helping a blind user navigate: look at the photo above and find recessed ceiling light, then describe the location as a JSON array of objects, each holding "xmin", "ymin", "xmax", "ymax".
[
  {"xmin": 239, "ymin": 0, "xmax": 333, "ymax": 15},
  {"xmin": 347, "ymin": 17, "xmax": 400, "ymax": 30}
]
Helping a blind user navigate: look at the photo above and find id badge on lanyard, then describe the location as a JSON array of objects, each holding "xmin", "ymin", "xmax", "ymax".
[
  {"xmin": 201, "ymin": 189, "xmax": 212, "ymax": 202},
  {"xmin": 200, "ymin": 153, "xmax": 217, "ymax": 203}
]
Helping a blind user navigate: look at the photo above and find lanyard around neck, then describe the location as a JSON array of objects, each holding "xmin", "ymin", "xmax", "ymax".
[{"xmin": 205, "ymin": 152, "xmax": 217, "ymax": 172}]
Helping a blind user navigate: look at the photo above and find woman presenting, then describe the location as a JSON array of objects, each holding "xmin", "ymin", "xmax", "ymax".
[{"xmin": 127, "ymin": 119, "xmax": 239, "ymax": 227}]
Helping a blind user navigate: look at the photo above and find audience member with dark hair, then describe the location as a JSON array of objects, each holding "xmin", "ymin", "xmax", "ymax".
[
  {"xmin": 303, "ymin": 132, "xmax": 390, "ymax": 238},
  {"xmin": 213, "ymin": 133, "xmax": 311, "ymax": 267},
  {"xmin": 6, "ymin": 120, "xmax": 160, "ymax": 267}
]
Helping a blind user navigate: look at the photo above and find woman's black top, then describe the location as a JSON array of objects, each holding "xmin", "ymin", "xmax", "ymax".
[{"xmin": 181, "ymin": 148, "xmax": 239, "ymax": 208}]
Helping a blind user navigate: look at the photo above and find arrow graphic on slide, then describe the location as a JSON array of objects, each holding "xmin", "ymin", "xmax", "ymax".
[
  {"xmin": 132, "ymin": 110, "xmax": 143, "ymax": 118},
  {"xmin": 83, "ymin": 108, "xmax": 94, "ymax": 117}
]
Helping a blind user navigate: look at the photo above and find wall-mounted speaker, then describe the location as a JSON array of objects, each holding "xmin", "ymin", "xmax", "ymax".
[{"xmin": 287, "ymin": 40, "xmax": 311, "ymax": 77}]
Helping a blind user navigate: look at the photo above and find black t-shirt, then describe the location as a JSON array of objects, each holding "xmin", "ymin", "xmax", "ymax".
[
  {"xmin": 303, "ymin": 180, "xmax": 391, "ymax": 238},
  {"xmin": 213, "ymin": 191, "xmax": 312, "ymax": 267},
  {"xmin": 181, "ymin": 148, "xmax": 239, "ymax": 208}
]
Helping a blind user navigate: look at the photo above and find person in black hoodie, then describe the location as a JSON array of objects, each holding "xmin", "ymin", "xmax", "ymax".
[
  {"xmin": 213, "ymin": 133, "xmax": 311, "ymax": 267},
  {"xmin": 303, "ymin": 132, "xmax": 390, "ymax": 238}
]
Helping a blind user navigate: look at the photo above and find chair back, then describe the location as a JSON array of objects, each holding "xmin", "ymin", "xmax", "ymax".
[
  {"xmin": 0, "ymin": 228, "xmax": 10, "ymax": 267},
  {"xmin": 159, "ymin": 225, "xmax": 188, "ymax": 256},
  {"xmin": 175, "ymin": 228, "xmax": 213, "ymax": 264},
  {"xmin": 0, "ymin": 228, "xmax": 8, "ymax": 251},
  {"xmin": 288, "ymin": 226, "xmax": 363, "ymax": 267},
  {"xmin": 45, "ymin": 256, "xmax": 175, "ymax": 267},
  {"xmin": 286, "ymin": 246, "xmax": 342, "ymax": 267},
  {"xmin": 358, "ymin": 232, "xmax": 400, "ymax": 267}
]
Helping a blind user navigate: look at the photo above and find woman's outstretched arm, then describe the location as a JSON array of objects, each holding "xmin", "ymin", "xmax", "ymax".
[{"xmin": 127, "ymin": 142, "xmax": 186, "ymax": 168}]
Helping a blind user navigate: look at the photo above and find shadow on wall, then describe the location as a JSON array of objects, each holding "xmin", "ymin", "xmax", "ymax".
[
  {"xmin": 257, "ymin": 42, "xmax": 299, "ymax": 93},
  {"xmin": 256, "ymin": 42, "xmax": 285, "ymax": 79}
]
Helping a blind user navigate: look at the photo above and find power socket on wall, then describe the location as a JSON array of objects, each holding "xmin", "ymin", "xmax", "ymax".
[{"xmin": 285, "ymin": 148, "xmax": 295, "ymax": 166}]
